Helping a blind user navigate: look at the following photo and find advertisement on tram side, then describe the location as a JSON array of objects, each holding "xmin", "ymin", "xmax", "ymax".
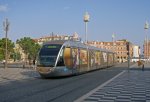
[
  {"xmin": 80, "ymin": 50, "xmax": 87, "ymax": 65},
  {"xmin": 103, "ymin": 52, "xmax": 107, "ymax": 62}
]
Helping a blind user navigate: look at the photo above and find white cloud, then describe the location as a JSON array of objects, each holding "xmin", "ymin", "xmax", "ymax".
[{"xmin": 0, "ymin": 5, "xmax": 8, "ymax": 12}]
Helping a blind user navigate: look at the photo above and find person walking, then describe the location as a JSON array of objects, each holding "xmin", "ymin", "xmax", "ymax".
[
  {"xmin": 142, "ymin": 63, "xmax": 144, "ymax": 71},
  {"xmin": 33, "ymin": 59, "xmax": 36, "ymax": 70}
]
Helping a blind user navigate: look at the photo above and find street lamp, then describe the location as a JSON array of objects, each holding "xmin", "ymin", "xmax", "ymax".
[
  {"xmin": 144, "ymin": 21, "xmax": 149, "ymax": 62},
  {"xmin": 112, "ymin": 33, "xmax": 115, "ymax": 52},
  {"xmin": 83, "ymin": 12, "xmax": 90, "ymax": 43},
  {"xmin": 3, "ymin": 18, "xmax": 10, "ymax": 69},
  {"xmin": 127, "ymin": 42, "xmax": 130, "ymax": 70}
]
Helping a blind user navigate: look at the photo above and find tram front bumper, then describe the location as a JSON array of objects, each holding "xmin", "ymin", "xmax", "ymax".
[
  {"xmin": 37, "ymin": 67, "xmax": 54, "ymax": 74},
  {"xmin": 36, "ymin": 67, "xmax": 73, "ymax": 77}
]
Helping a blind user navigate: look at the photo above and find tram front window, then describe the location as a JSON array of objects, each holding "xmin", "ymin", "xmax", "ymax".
[{"xmin": 37, "ymin": 44, "xmax": 62, "ymax": 67}]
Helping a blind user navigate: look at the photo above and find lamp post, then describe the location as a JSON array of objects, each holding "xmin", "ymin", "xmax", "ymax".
[
  {"xmin": 3, "ymin": 18, "xmax": 10, "ymax": 69},
  {"xmin": 112, "ymin": 33, "xmax": 115, "ymax": 52},
  {"xmin": 127, "ymin": 42, "xmax": 130, "ymax": 71},
  {"xmin": 83, "ymin": 12, "xmax": 90, "ymax": 43},
  {"xmin": 112, "ymin": 33, "xmax": 115, "ymax": 65},
  {"xmin": 144, "ymin": 21, "xmax": 149, "ymax": 62}
]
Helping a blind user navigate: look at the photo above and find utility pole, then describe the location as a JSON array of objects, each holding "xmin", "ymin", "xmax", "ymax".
[{"xmin": 3, "ymin": 18, "xmax": 10, "ymax": 69}]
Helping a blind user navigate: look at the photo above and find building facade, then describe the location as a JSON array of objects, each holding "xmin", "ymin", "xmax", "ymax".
[
  {"xmin": 33, "ymin": 32, "xmax": 80, "ymax": 45},
  {"xmin": 88, "ymin": 39, "xmax": 135, "ymax": 63},
  {"xmin": 14, "ymin": 44, "xmax": 26, "ymax": 61},
  {"xmin": 131, "ymin": 45, "xmax": 140, "ymax": 62},
  {"xmin": 143, "ymin": 40, "xmax": 150, "ymax": 60}
]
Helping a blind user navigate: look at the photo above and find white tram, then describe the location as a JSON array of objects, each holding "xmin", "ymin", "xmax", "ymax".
[{"xmin": 36, "ymin": 40, "xmax": 117, "ymax": 78}]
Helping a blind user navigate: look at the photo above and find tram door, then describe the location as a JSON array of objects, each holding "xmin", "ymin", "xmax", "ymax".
[
  {"xmin": 79, "ymin": 49, "xmax": 88, "ymax": 72},
  {"xmin": 64, "ymin": 47, "xmax": 72, "ymax": 68},
  {"xmin": 109, "ymin": 53, "xmax": 113, "ymax": 66},
  {"xmin": 102, "ymin": 52, "xmax": 108, "ymax": 67},
  {"xmin": 71, "ymin": 48, "xmax": 80, "ymax": 72},
  {"xmin": 89, "ymin": 50, "xmax": 95, "ymax": 70}
]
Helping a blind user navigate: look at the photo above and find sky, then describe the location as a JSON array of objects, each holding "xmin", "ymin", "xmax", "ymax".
[{"xmin": 0, "ymin": 0, "xmax": 150, "ymax": 49}]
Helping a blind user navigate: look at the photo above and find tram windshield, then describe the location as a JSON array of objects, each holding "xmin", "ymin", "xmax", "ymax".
[{"xmin": 37, "ymin": 44, "xmax": 62, "ymax": 67}]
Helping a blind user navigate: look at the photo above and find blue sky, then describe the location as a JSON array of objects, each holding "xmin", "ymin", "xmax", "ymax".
[{"xmin": 0, "ymin": 0, "xmax": 150, "ymax": 48}]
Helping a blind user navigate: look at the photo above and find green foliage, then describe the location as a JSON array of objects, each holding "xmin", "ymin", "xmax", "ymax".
[
  {"xmin": 0, "ymin": 38, "xmax": 14, "ymax": 60},
  {"xmin": 16, "ymin": 37, "xmax": 41, "ymax": 60},
  {"xmin": 0, "ymin": 48, "xmax": 3, "ymax": 61},
  {"xmin": 0, "ymin": 52, "xmax": 4, "ymax": 61},
  {"xmin": 11, "ymin": 52, "xmax": 21, "ymax": 61},
  {"xmin": 15, "ymin": 52, "xmax": 21, "ymax": 60}
]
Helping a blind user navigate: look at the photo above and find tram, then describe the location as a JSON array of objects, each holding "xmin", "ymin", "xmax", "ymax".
[{"xmin": 36, "ymin": 40, "xmax": 117, "ymax": 78}]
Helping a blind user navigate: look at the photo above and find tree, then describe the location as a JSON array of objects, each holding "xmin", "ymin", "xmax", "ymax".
[
  {"xmin": 0, "ymin": 38, "xmax": 14, "ymax": 61},
  {"xmin": 28, "ymin": 43, "xmax": 41, "ymax": 60},
  {"xmin": 16, "ymin": 37, "xmax": 41, "ymax": 62},
  {"xmin": 12, "ymin": 51, "xmax": 21, "ymax": 61}
]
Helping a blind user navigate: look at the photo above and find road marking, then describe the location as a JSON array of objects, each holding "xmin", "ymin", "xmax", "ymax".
[{"xmin": 74, "ymin": 70, "xmax": 125, "ymax": 102}]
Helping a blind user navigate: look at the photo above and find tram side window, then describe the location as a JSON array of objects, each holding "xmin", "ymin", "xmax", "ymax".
[{"xmin": 57, "ymin": 48, "xmax": 65, "ymax": 66}]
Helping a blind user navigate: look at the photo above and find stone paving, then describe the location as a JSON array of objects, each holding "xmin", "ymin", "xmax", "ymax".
[
  {"xmin": 0, "ymin": 68, "xmax": 40, "ymax": 84},
  {"xmin": 75, "ymin": 63, "xmax": 150, "ymax": 102}
]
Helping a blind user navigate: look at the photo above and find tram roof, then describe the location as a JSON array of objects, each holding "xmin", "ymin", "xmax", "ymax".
[
  {"xmin": 43, "ymin": 40, "xmax": 113, "ymax": 53},
  {"xmin": 63, "ymin": 40, "xmax": 113, "ymax": 53}
]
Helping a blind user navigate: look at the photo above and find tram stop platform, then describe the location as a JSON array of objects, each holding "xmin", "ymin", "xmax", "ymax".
[{"xmin": 75, "ymin": 63, "xmax": 150, "ymax": 102}]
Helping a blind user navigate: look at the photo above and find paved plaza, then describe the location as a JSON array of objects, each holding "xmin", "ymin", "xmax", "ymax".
[
  {"xmin": 0, "ymin": 68, "xmax": 40, "ymax": 84},
  {"xmin": 75, "ymin": 63, "xmax": 150, "ymax": 102}
]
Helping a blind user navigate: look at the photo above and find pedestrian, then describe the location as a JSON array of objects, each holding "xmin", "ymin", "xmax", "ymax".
[
  {"xmin": 33, "ymin": 59, "xmax": 36, "ymax": 69},
  {"xmin": 142, "ymin": 63, "xmax": 144, "ymax": 71},
  {"xmin": 33, "ymin": 59, "xmax": 35, "ymax": 65},
  {"xmin": 2, "ymin": 60, "xmax": 5, "ymax": 68},
  {"xmin": 23, "ymin": 63, "xmax": 25, "ymax": 69},
  {"xmin": 3, "ymin": 60, "xmax": 5, "ymax": 65}
]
